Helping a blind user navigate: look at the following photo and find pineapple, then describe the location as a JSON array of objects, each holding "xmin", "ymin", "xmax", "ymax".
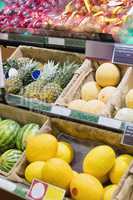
[
  {"xmin": 39, "ymin": 82, "xmax": 63, "ymax": 103},
  {"xmin": 53, "ymin": 61, "xmax": 80, "ymax": 88},
  {"xmin": 5, "ymin": 77, "xmax": 23, "ymax": 94},
  {"xmin": 20, "ymin": 79, "xmax": 44, "ymax": 99}
]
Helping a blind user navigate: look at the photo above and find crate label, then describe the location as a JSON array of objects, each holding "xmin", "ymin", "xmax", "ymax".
[
  {"xmin": 122, "ymin": 124, "xmax": 133, "ymax": 146},
  {"xmin": 51, "ymin": 106, "xmax": 71, "ymax": 117},
  {"xmin": 112, "ymin": 44, "xmax": 133, "ymax": 65},
  {"xmin": 0, "ymin": 178, "xmax": 16, "ymax": 192},
  {"xmin": 27, "ymin": 179, "xmax": 65, "ymax": 200},
  {"xmin": 48, "ymin": 37, "xmax": 65, "ymax": 46},
  {"xmin": 98, "ymin": 117, "xmax": 122, "ymax": 129}
]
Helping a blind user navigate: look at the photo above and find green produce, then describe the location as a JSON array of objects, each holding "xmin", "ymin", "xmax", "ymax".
[
  {"xmin": 16, "ymin": 123, "xmax": 40, "ymax": 151},
  {"xmin": 39, "ymin": 82, "xmax": 63, "ymax": 103},
  {"xmin": 0, "ymin": 149, "xmax": 22, "ymax": 173},
  {"xmin": 0, "ymin": 119, "xmax": 20, "ymax": 152},
  {"xmin": 53, "ymin": 61, "xmax": 80, "ymax": 88}
]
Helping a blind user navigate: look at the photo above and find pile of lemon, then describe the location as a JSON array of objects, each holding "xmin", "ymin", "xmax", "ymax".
[{"xmin": 25, "ymin": 134, "xmax": 133, "ymax": 200}]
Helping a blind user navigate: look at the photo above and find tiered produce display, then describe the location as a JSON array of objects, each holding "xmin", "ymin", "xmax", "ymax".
[
  {"xmin": 0, "ymin": 0, "xmax": 132, "ymax": 38},
  {"xmin": 0, "ymin": 1, "xmax": 132, "ymax": 198}
]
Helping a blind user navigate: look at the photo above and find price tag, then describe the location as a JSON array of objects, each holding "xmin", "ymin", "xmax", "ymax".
[
  {"xmin": 27, "ymin": 179, "xmax": 65, "ymax": 200},
  {"xmin": 51, "ymin": 106, "xmax": 71, "ymax": 117},
  {"xmin": 48, "ymin": 37, "xmax": 65, "ymax": 46},
  {"xmin": 112, "ymin": 44, "xmax": 133, "ymax": 65},
  {"xmin": 98, "ymin": 117, "xmax": 122, "ymax": 129},
  {"xmin": 122, "ymin": 124, "xmax": 133, "ymax": 146},
  {"xmin": 0, "ymin": 178, "xmax": 16, "ymax": 192}
]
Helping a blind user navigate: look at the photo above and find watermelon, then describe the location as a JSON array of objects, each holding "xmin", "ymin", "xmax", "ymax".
[
  {"xmin": 16, "ymin": 123, "xmax": 40, "ymax": 151},
  {"xmin": 0, "ymin": 119, "xmax": 20, "ymax": 153},
  {"xmin": 0, "ymin": 149, "xmax": 22, "ymax": 173}
]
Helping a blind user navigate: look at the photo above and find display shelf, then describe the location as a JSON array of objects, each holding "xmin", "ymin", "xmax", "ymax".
[{"xmin": 5, "ymin": 94, "xmax": 126, "ymax": 134}]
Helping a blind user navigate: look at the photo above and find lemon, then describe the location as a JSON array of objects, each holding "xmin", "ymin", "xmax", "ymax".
[
  {"xmin": 126, "ymin": 89, "xmax": 133, "ymax": 109},
  {"xmin": 83, "ymin": 145, "xmax": 116, "ymax": 179},
  {"xmin": 117, "ymin": 154, "xmax": 133, "ymax": 164},
  {"xmin": 96, "ymin": 63, "xmax": 120, "ymax": 87},
  {"xmin": 81, "ymin": 81, "xmax": 101, "ymax": 101},
  {"xmin": 42, "ymin": 158, "xmax": 73, "ymax": 189},
  {"xmin": 26, "ymin": 134, "xmax": 58, "ymax": 162},
  {"xmin": 103, "ymin": 185, "xmax": 117, "ymax": 200},
  {"xmin": 109, "ymin": 155, "xmax": 132, "ymax": 184},
  {"xmin": 70, "ymin": 173, "xmax": 104, "ymax": 200},
  {"xmin": 25, "ymin": 161, "xmax": 45, "ymax": 183},
  {"xmin": 98, "ymin": 86, "xmax": 117, "ymax": 103},
  {"xmin": 56, "ymin": 141, "xmax": 74, "ymax": 164}
]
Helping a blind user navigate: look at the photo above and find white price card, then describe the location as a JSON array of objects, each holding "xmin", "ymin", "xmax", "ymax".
[
  {"xmin": 0, "ymin": 178, "xmax": 16, "ymax": 192},
  {"xmin": 98, "ymin": 117, "xmax": 122, "ymax": 129},
  {"xmin": 48, "ymin": 37, "xmax": 65, "ymax": 46},
  {"xmin": 122, "ymin": 123, "xmax": 133, "ymax": 146},
  {"xmin": 51, "ymin": 106, "xmax": 71, "ymax": 117},
  {"xmin": 27, "ymin": 179, "xmax": 65, "ymax": 200}
]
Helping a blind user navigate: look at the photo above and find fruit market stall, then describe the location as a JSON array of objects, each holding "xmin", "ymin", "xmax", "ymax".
[{"xmin": 0, "ymin": 1, "xmax": 133, "ymax": 200}]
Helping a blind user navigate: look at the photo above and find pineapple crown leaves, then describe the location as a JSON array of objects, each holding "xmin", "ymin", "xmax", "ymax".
[{"xmin": 40, "ymin": 60, "xmax": 60, "ymax": 81}]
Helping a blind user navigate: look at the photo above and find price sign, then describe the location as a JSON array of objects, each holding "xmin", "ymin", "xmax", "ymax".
[
  {"xmin": 112, "ymin": 44, "xmax": 133, "ymax": 65},
  {"xmin": 122, "ymin": 124, "xmax": 133, "ymax": 146},
  {"xmin": 27, "ymin": 179, "xmax": 65, "ymax": 200},
  {"xmin": 48, "ymin": 37, "xmax": 65, "ymax": 46},
  {"xmin": 51, "ymin": 106, "xmax": 71, "ymax": 117}
]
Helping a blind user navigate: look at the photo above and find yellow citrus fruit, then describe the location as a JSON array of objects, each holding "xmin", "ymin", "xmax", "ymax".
[
  {"xmin": 68, "ymin": 99, "xmax": 90, "ymax": 113},
  {"xmin": 117, "ymin": 154, "xmax": 133, "ymax": 165},
  {"xmin": 70, "ymin": 173, "xmax": 104, "ymax": 200},
  {"xmin": 125, "ymin": 89, "xmax": 133, "ymax": 109},
  {"xmin": 42, "ymin": 158, "xmax": 73, "ymax": 189},
  {"xmin": 103, "ymin": 185, "xmax": 117, "ymax": 200},
  {"xmin": 96, "ymin": 63, "xmax": 120, "ymax": 87},
  {"xmin": 26, "ymin": 134, "xmax": 58, "ymax": 162},
  {"xmin": 25, "ymin": 161, "xmax": 45, "ymax": 183},
  {"xmin": 109, "ymin": 156, "xmax": 132, "ymax": 184},
  {"xmin": 87, "ymin": 100, "xmax": 107, "ymax": 115},
  {"xmin": 83, "ymin": 145, "xmax": 116, "ymax": 179},
  {"xmin": 98, "ymin": 86, "xmax": 117, "ymax": 103},
  {"xmin": 81, "ymin": 81, "xmax": 101, "ymax": 101},
  {"xmin": 56, "ymin": 141, "xmax": 74, "ymax": 164}
]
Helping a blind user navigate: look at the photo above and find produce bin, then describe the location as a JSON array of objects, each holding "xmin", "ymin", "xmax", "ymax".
[
  {"xmin": 0, "ymin": 103, "xmax": 47, "ymax": 177},
  {"xmin": 8, "ymin": 117, "xmax": 133, "ymax": 187},
  {"xmin": 3, "ymin": 45, "xmax": 86, "ymax": 106},
  {"xmin": 56, "ymin": 59, "xmax": 132, "ymax": 120}
]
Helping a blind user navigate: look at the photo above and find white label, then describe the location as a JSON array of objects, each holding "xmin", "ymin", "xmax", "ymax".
[
  {"xmin": 0, "ymin": 33, "xmax": 8, "ymax": 40},
  {"xmin": 51, "ymin": 106, "xmax": 71, "ymax": 117},
  {"xmin": 0, "ymin": 178, "xmax": 16, "ymax": 192},
  {"xmin": 48, "ymin": 37, "xmax": 65, "ymax": 46},
  {"xmin": 98, "ymin": 117, "xmax": 122, "ymax": 129}
]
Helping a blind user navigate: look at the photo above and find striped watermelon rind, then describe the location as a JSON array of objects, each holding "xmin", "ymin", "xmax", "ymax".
[
  {"xmin": 16, "ymin": 123, "xmax": 40, "ymax": 151},
  {"xmin": 0, "ymin": 149, "xmax": 22, "ymax": 173},
  {"xmin": 0, "ymin": 119, "xmax": 20, "ymax": 153}
]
